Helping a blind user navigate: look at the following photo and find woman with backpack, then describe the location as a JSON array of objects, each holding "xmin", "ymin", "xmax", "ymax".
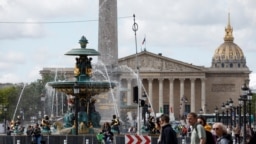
[{"xmin": 197, "ymin": 116, "xmax": 215, "ymax": 144}]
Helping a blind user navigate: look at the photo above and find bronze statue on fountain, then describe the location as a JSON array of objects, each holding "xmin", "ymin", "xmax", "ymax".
[
  {"xmin": 41, "ymin": 115, "xmax": 51, "ymax": 135},
  {"xmin": 48, "ymin": 36, "xmax": 116, "ymax": 135},
  {"xmin": 10, "ymin": 115, "xmax": 24, "ymax": 135}
]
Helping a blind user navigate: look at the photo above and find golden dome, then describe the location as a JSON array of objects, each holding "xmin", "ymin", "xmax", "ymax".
[
  {"xmin": 212, "ymin": 13, "xmax": 247, "ymax": 68},
  {"xmin": 213, "ymin": 42, "xmax": 245, "ymax": 61}
]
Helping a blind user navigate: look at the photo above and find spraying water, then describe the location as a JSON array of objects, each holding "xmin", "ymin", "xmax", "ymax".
[
  {"xmin": 96, "ymin": 61, "xmax": 119, "ymax": 117},
  {"xmin": 12, "ymin": 83, "xmax": 26, "ymax": 120}
]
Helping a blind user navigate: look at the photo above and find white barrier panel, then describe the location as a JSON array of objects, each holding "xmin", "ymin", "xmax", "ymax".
[{"xmin": 125, "ymin": 135, "xmax": 151, "ymax": 144}]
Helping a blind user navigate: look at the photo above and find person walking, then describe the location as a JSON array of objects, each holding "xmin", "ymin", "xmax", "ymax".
[
  {"xmin": 213, "ymin": 122, "xmax": 232, "ymax": 144},
  {"xmin": 158, "ymin": 114, "xmax": 178, "ymax": 144},
  {"xmin": 32, "ymin": 123, "xmax": 42, "ymax": 144},
  {"xmin": 101, "ymin": 122, "xmax": 113, "ymax": 144},
  {"xmin": 187, "ymin": 112, "xmax": 206, "ymax": 144},
  {"xmin": 233, "ymin": 124, "xmax": 240, "ymax": 143},
  {"xmin": 197, "ymin": 116, "xmax": 215, "ymax": 144}
]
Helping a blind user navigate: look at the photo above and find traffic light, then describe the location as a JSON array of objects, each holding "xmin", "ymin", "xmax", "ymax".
[
  {"xmin": 140, "ymin": 99, "xmax": 145, "ymax": 107},
  {"xmin": 133, "ymin": 86, "xmax": 138, "ymax": 103}
]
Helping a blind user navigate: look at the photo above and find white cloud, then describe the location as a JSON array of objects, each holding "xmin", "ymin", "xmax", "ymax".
[
  {"xmin": 0, "ymin": 0, "xmax": 256, "ymax": 83},
  {"xmin": 250, "ymin": 73, "xmax": 256, "ymax": 89}
]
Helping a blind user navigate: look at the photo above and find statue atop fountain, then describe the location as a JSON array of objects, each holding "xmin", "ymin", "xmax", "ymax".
[
  {"xmin": 10, "ymin": 115, "xmax": 24, "ymax": 135},
  {"xmin": 40, "ymin": 115, "xmax": 51, "ymax": 135},
  {"xmin": 48, "ymin": 35, "xmax": 116, "ymax": 135}
]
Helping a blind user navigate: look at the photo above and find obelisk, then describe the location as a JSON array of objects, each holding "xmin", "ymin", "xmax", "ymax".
[{"xmin": 98, "ymin": 0, "xmax": 118, "ymax": 68}]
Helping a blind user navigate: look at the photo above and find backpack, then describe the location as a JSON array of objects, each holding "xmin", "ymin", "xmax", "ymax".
[
  {"xmin": 223, "ymin": 134, "xmax": 233, "ymax": 144},
  {"xmin": 205, "ymin": 130, "xmax": 215, "ymax": 144},
  {"xmin": 195, "ymin": 124, "xmax": 215, "ymax": 144}
]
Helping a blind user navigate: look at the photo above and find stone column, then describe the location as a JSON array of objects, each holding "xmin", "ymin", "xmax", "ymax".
[
  {"xmin": 148, "ymin": 78, "xmax": 153, "ymax": 106},
  {"xmin": 98, "ymin": 0, "xmax": 118, "ymax": 66},
  {"xmin": 180, "ymin": 78, "xmax": 185, "ymax": 118},
  {"xmin": 169, "ymin": 78, "xmax": 174, "ymax": 117},
  {"xmin": 159, "ymin": 78, "xmax": 163, "ymax": 113},
  {"xmin": 201, "ymin": 78, "xmax": 206, "ymax": 113},
  {"xmin": 190, "ymin": 78, "xmax": 196, "ymax": 112},
  {"xmin": 127, "ymin": 78, "xmax": 132, "ymax": 105}
]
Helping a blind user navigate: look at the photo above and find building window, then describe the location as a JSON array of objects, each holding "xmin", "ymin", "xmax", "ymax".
[
  {"xmin": 163, "ymin": 105, "xmax": 169, "ymax": 114},
  {"xmin": 185, "ymin": 104, "xmax": 190, "ymax": 115},
  {"xmin": 238, "ymin": 63, "xmax": 240, "ymax": 67},
  {"xmin": 221, "ymin": 63, "xmax": 224, "ymax": 68},
  {"xmin": 230, "ymin": 63, "xmax": 233, "ymax": 68}
]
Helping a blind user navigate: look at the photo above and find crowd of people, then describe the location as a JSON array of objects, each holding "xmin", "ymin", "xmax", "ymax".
[{"xmin": 153, "ymin": 112, "xmax": 256, "ymax": 144}]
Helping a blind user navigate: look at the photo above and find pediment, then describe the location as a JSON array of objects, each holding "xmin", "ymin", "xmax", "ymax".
[{"xmin": 118, "ymin": 51, "xmax": 205, "ymax": 72}]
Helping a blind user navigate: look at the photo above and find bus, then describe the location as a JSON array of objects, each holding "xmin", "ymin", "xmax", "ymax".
[{"xmin": 198, "ymin": 113, "xmax": 254, "ymax": 126}]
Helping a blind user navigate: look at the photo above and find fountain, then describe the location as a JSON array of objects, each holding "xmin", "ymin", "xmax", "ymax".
[{"xmin": 48, "ymin": 36, "xmax": 116, "ymax": 135}]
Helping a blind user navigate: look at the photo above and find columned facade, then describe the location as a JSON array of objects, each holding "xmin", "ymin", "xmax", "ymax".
[{"xmin": 119, "ymin": 76, "xmax": 206, "ymax": 119}]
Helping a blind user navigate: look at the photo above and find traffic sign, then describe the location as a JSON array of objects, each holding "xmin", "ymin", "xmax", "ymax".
[{"xmin": 125, "ymin": 134, "xmax": 151, "ymax": 144}]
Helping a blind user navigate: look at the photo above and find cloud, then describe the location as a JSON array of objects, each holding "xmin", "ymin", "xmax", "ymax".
[{"xmin": 250, "ymin": 73, "xmax": 256, "ymax": 89}]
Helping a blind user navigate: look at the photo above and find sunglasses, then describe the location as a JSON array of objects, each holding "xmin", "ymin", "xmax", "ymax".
[
  {"xmin": 198, "ymin": 121, "xmax": 203, "ymax": 124},
  {"xmin": 213, "ymin": 128, "xmax": 219, "ymax": 131}
]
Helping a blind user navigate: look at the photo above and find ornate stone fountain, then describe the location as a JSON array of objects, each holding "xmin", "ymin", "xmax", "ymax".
[{"xmin": 48, "ymin": 36, "xmax": 116, "ymax": 135}]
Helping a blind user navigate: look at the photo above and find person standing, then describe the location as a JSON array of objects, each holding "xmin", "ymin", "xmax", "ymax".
[
  {"xmin": 158, "ymin": 114, "xmax": 178, "ymax": 144},
  {"xmin": 111, "ymin": 115, "xmax": 120, "ymax": 134},
  {"xmin": 101, "ymin": 122, "xmax": 113, "ymax": 144},
  {"xmin": 187, "ymin": 112, "xmax": 206, "ymax": 144},
  {"xmin": 212, "ymin": 122, "xmax": 232, "ymax": 144},
  {"xmin": 32, "ymin": 123, "xmax": 42, "ymax": 144},
  {"xmin": 197, "ymin": 116, "xmax": 215, "ymax": 144},
  {"xmin": 233, "ymin": 124, "xmax": 240, "ymax": 143}
]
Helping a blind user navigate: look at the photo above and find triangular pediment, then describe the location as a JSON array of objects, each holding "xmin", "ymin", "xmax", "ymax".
[{"xmin": 118, "ymin": 51, "xmax": 205, "ymax": 72}]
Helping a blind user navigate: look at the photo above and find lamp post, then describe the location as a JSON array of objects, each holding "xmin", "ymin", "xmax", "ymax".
[
  {"xmin": 4, "ymin": 107, "xmax": 7, "ymax": 133},
  {"xmin": 221, "ymin": 103, "xmax": 225, "ymax": 124},
  {"xmin": 233, "ymin": 106, "xmax": 237, "ymax": 127},
  {"xmin": 229, "ymin": 98, "xmax": 233, "ymax": 127},
  {"xmin": 225, "ymin": 101, "xmax": 230, "ymax": 126},
  {"xmin": 214, "ymin": 106, "xmax": 219, "ymax": 122},
  {"xmin": 241, "ymin": 83, "xmax": 249, "ymax": 144},
  {"xmin": 248, "ymin": 90, "xmax": 253, "ymax": 128},
  {"xmin": 181, "ymin": 96, "xmax": 188, "ymax": 119},
  {"xmin": 73, "ymin": 82, "xmax": 80, "ymax": 135},
  {"xmin": 41, "ymin": 94, "xmax": 46, "ymax": 116},
  {"xmin": 199, "ymin": 108, "xmax": 203, "ymax": 115},
  {"xmin": 238, "ymin": 98, "xmax": 243, "ymax": 127}
]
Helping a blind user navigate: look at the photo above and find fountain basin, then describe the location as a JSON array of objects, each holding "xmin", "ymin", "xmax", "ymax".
[{"xmin": 48, "ymin": 81, "xmax": 116, "ymax": 95}]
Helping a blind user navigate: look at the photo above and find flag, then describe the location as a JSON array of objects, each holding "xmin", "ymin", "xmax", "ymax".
[{"xmin": 142, "ymin": 37, "xmax": 146, "ymax": 45}]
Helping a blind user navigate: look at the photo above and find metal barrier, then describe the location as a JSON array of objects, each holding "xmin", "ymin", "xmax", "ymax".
[{"xmin": 0, "ymin": 134, "xmax": 189, "ymax": 144}]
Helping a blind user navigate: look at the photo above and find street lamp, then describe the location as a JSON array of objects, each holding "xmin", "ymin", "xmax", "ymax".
[
  {"xmin": 229, "ymin": 98, "xmax": 233, "ymax": 127},
  {"xmin": 4, "ymin": 107, "xmax": 7, "ymax": 133},
  {"xmin": 199, "ymin": 108, "xmax": 203, "ymax": 115},
  {"xmin": 248, "ymin": 90, "xmax": 253, "ymax": 128},
  {"xmin": 181, "ymin": 96, "xmax": 188, "ymax": 119},
  {"xmin": 214, "ymin": 106, "xmax": 219, "ymax": 122},
  {"xmin": 238, "ymin": 97, "xmax": 243, "ymax": 127},
  {"xmin": 241, "ymin": 83, "xmax": 249, "ymax": 144},
  {"xmin": 221, "ymin": 103, "xmax": 225, "ymax": 124},
  {"xmin": 41, "ymin": 94, "xmax": 46, "ymax": 116},
  {"xmin": 225, "ymin": 100, "xmax": 230, "ymax": 126},
  {"xmin": 73, "ymin": 82, "xmax": 80, "ymax": 135}
]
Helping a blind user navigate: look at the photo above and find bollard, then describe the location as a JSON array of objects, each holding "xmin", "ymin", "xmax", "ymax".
[
  {"xmin": 181, "ymin": 138, "xmax": 186, "ymax": 144},
  {"xmin": 64, "ymin": 139, "xmax": 67, "ymax": 144},
  {"xmin": 85, "ymin": 139, "xmax": 89, "ymax": 144},
  {"xmin": 17, "ymin": 140, "xmax": 20, "ymax": 144}
]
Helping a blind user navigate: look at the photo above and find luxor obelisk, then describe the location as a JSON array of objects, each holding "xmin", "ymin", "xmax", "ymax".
[{"xmin": 98, "ymin": 0, "xmax": 118, "ymax": 67}]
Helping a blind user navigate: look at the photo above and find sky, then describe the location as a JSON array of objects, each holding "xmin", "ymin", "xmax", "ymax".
[{"xmin": 0, "ymin": 0, "xmax": 256, "ymax": 88}]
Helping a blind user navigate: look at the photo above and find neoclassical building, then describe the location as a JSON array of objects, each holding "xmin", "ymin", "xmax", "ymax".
[
  {"xmin": 40, "ymin": 15, "xmax": 250, "ymax": 120},
  {"xmin": 117, "ymin": 15, "xmax": 250, "ymax": 119}
]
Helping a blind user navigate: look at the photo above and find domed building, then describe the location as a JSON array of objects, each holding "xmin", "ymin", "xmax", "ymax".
[
  {"xmin": 117, "ymin": 13, "xmax": 251, "ymax": 119},
  {"xmin": 212, "ymin": 14, "xmax": 247, "ymax": 69}
]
